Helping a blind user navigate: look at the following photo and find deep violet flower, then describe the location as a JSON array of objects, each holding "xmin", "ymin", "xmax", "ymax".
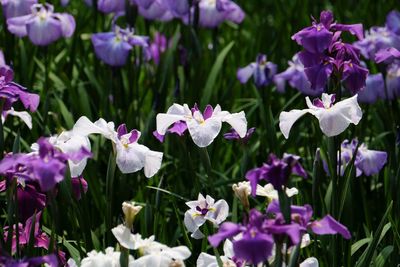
[
  {"xmin": 245, "ymin": 153, "xmax": 307, "ymax": 196},
  {"xmin": 91, "ymin": 25, "xmax": 148, "ymax": 67},
  {"xmin": 1, "ymin": 0, "xmax": 37, "ymax": 19},
  {"xmin": 237, "ymin": 54, "xmax": 277, "ymax": 88},
  {"xmin": 0, "ymin": 180, "xmax": 46, "ymax": 222},
  {"xmin": 7, "ymin": 3, "xmax": 75, "ymax": 46},
  {"xmin": 0, "ymin": 137, "xmax": 92, "ymax": 191},
  {"xmin": 274, "ymin": 53, "xmax": 324, "ymax": 96},
  {"xmin": 292, "ymin": 10, "xmax": 368, "ymax": 93},
  {"xmin": 223, "ymin": 127, "xmax": 255, "ymax": 143}
]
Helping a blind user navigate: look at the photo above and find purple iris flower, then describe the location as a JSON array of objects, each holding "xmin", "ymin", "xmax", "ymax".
[
  {"xmin": 209, "ymin": 203, "xmax": 350, "ymax": 264},
  {"xmin": 1, "ymin": 0, "xmax": 37, "ymax": 19},
  {"xmin": 0, "ymin": 137, "xmax": 91, "ymax": 192},
  {"xmin": 274, "ymin": 53, "xmax": 324, "ymax": 96},
  {"xmin": 97, "ymin": 0, "xmax": 125, "ymax": 14},
  {"xmin": 7, "ymin": 3, "xmax": 75, "ymax": 46},
  {"xmin": 292, "ymin": 10, "xmax": 368, "ymax": 93},
  {"xmin": 375, "ymin": 47, "xmax": 400, "ymax": 63},
  {"xmin": 0, "ymin": 180, "xmax": 46, "ymax": 222},
  {"xmin": 208, "ymin": 209, "xmax": 274, "ymax": 265},
  {"xmin": 0, "ymin": 254, "xmax": 58, "ymax": 267},
  {"xmin": 237, "ymin": 54, "xmax": 277, "ymax": 88},
  {"xmin": 245, "ymin": 153, "xmax": 307, "ymax": 196},
  {"xmin": 357, "ymin": 73, "xmax": 385, "ymax": 104},
  {"xmin": 144, "ymin": 32, "xmax": 168, "ymax": 65},
  {"xmin": 183, "ymin": 0, "xmax": 245, "ymax": 28},
  {"xmin": 386, "ymin": 10, "xmax": 400, "ymax": 35},
  {"xmin": 92, "ymin": 25, "xmax": 149, "ymax": 67},
  {"xmin": 165, "ymin": 0, "xmax": 189, "ymax": 17},
  {"xmin": 224, "ymin": 127, "xmax": 255, "ymax": 143},
  {"xmin": 0, "ymin": 67, "xmax": 40, "ymax": 112},
  {"xmin": 266, "ymin": 200, "xmax": 351, "ymax": 239},
  {"xmin": 340, "ymin": 139, "xmax": 387, "ymax": 176}
]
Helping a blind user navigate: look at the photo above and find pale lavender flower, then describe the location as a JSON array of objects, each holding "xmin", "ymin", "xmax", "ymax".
[
  {"xmin": 132, "ymin": 0, "xmax": 174, "ymax": 21},
  {"xmin": 92, "ymin": 25, "xmax": 148, "ymax": 66},
  {"xmin": 7, "ymin": 3, "xmax": 75, "ymax": 46},
  {"xmin": 357, "ymin": 73, "xmax": 385, "ymax": 104},
  {"xmin": 97, "ymin": 0, "xmax": 125, "ymax": 14}
]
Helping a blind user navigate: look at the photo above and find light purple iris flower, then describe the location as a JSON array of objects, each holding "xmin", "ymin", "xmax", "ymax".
[
  {"xmin": 386, "ymin": 10, "xmax": 400, "ymax": 35},
  {"xmin": 0, "ymin": 137, "xmax": 92, "ymax": 191},
  {"xmin": 92, "ymin": 25, "xmax": 149, "ymax": 67},
  {"xmin": 292, "ymin": 10, "xmax": 368, "ymax": 93},
  {"xmin": 183, "ymin": 0, "xmax": 245, "ymax": 28},
  {"xmin": 274, "ymin": 53, "xmax": 324, "ymax": 96},
  {"xmin": 237, "ymin": 54, "xmax": 277, "ymax": 88},
  {"xmin": 340, "ymin": 139, "xmax": 387, "ymax": 176},
  {"xmin": 245, "ymin": 153, "xmax": 307, "ymax": 196},
  {"xmin": 7, "ymin": 3, "xmax": 75, "ymax": 46},
  {"xmin": 0, "ymin": 67, "xmax": 39, "ymax": 112},
  {"xmin": 1, "ymin": 0, "xmax": 37, "ymax": 19},
  {"xmin": 357, "ymin": 73, "xmax": 385, "ymax": 104},
  {"xmin": 375, "ymin": 47, "xmax": 400, "ymax": 63}
]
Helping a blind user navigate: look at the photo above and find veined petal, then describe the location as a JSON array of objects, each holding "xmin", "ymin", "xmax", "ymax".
[
  {"xmin": 356, "ymin": 148, "xmax": 387, "ymax": 176},
  {"xmin": 143, "ymin": 150, "xmax": 163, "ymax": 178},
  {"xmin": 73, "ymin": 116, "xmax": 116, "ymax": 141},
  {"xmin": 187, "ymin": 116, "xmax": 222, "ymax": 147},
  {"xmin": 209, "ymin": 199, "xmax": 229, "ymax": 225},
  {"xmin": 315, "ymin": 95, "xmax": 362, "ymax": 137},
  {"xmin": 7, "ymin": 14, "xmax": 31, "ymax": 37},
  {"xmin": 279, "ymin": 109, "xmax": 311, "ymax": 139},
  {"xmin": 54, "ymin": 13, "xmax": 75, "ymax": 37}
]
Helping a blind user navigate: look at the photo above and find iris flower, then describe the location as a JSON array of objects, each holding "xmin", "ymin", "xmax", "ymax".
[
  {"xmin": 156, "ymin": 103, "xmax": 247, "ymax": 147},
  {"xmin": 237, "ymin": 54, "xmax": 277, "ymax": 88},
  {"xmin": 7, "ymin": 3, "xmax": 75, "ymax": 46},
  {"xmin": 184, "ymin": 193, "xmax": 229, "ymax": 239},
  {"xmin": 279, "ymin": 93, "xmax": 362, "ymax": 138}
]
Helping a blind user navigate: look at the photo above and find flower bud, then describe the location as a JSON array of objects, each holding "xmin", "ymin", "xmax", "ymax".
[{"xmin": 122, "ymin": 201, "xmax": 142, "ymax": 228}]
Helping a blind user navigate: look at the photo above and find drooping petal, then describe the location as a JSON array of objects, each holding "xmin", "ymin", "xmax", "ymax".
[
  {"xmin": 233, "ymin": 232, "xmax": 274, "ymax": 265},
  {"xmin": 208, "ymin": 222, "xmax": 242, "ymax": 247},
  {"xmin": 116, "ymin": 142, "xmax": 147, "ymax": 174},
  {"xmin": 3, "ymin": 108, "xmax": 32, "ymax": 128},
  {"xmin": 6, "ymin": 14, "xmax": 31, "ymax": 37},
  {"xmin": 314, "ymin": 95, "xmax": 362, "ymax": 137},
  {"xmin": 358, "ymin": 73, "xmax": 385, "ymax": 104},
  {"xmin": 111, "ymin": 224, "xmax": 137, "ymax": 250},
  {"xmin": 54, "ymin": 13, "xmax": 76, "ymax": 37},
  {"xmin": 279, "ymin": 109, "xmax": 311, "ymax": 139},
  {"xmin": 221, "ymin": 111, "xmax": 247, "ymax": 138},
  {"xmin": 237, "ymin": 63, "xmax": 256, "ymax": 84},
  {"xmin": 186, "ymin": 117, "xmax": 222, "ymax": 147},
  {"xmin": 156, "ymin": 104, "xmax": 187, "ymax": 135},
  {"xmin": 300, "ymin": 257, "xmax": 319, "ymax": 267},
  {"xmin": 309, "ymin": 215, "xmax": 351, "ymax": 239},
  {"xmin": 356, "ymin": 148, "xmax": 387, "ymax": 176},
  {"xmin": 143, "ymin": 150, "xmax": 163, "ymax": 178},
  {"xmin": 27, "ymin": 16, "xmax": 62, "ymax": 46},
  {"xmin": 386, "ymin": 10, "xmax": 400, "ymax": 35}
]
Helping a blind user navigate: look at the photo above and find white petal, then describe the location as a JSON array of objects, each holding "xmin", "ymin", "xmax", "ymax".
[
  {"xmin": 3, "ymin": 109, "xmax": 32, "ymax": 129},
  {"xmin": 111, "ymin": 224, "xmax": 137, "ymax": 250},
  {"xmin": 221, "ymin": 111, "xmax": 247, "ymax": 138},
  {"xmin": 131, "ymin": 254, "xmax": 161, "ymax": 267},
  {"xmin": 187, "ymin": 117, "xmax": 222, "ymax": 147},
  {"xmin": 163, "ymin": 246, "xmax": 191, "ymax": 260},
  {"xmin": 144, "ymin": 150, "xmax": 163, "ymax": 178},
  {"xmin": 222, "ymin": 239, "xmax": 234, "ymax": 258},
  {"xmin": 315, "ymin": 95, "xmax": 362, "ymax": 137},
  {"xmin": 209, "ymin": 199, "xmax": 229, "ymax": 225},
  {"xmin": 279, "ymin": 109, "xmax": 311, "ymax": 139},
  {"xmin": 197, "ymin": 253, "xmax": 218, "ymax": 267},
  {"xmin": 156, "ymin": 113, "xmax": 186, "ymax": 135},
  {"xmin": 300, "ymin": 257, "xmax": 319, "ymax": 267},
  {"xmin": 73, "ymin": 116, "xmax": 116, "ymax": 141},
  {"xmin": 116, "ymin": 142, "xmax": 147, "ymax": 174}
]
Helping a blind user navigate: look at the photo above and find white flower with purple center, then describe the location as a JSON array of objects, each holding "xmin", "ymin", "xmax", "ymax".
[
  {"xmin": 7, "ymin": 3, "xmax": 75, "ymax": 46},
  {"xmin": 184, "ymin": 193, "xmax": 229, "ymax": 239},
  {"xmin": 279, "ymin": 93, "xmax": 362, "ymax": 138},
  {"xmin": 156, "ymin": 103, "xmax": 247, "ymax": 147},
  {"xmin": 73, "ymin": 116, "xmax": 163, "ymax": 178}
]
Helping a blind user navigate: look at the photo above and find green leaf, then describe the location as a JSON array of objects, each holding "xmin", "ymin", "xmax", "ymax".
[
  {"xmin": 374, "ymin": 245, "xmax": 394, "ymax": 267},
  {"xmin": 200, "ymin": 41, "xmax": 235, "ymax": 107}
]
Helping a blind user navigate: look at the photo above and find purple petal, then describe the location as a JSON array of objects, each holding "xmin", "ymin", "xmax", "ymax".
[
  {"xmin": 304, "ymin": 62, "xmax": 333, "ymax": 90},
  {"xmin": 237, "ymin": 63, "xmax": 256, "ymax": 84},
  {"xmin": 27, "ymin": 16, "xmax": 63, "ymax": 46},
  {"xmin": 6, "ymin": 14, "xmax": 31, "ymax": 37},
  {"xmin": 117, "ymin": 124, "xmax": 128, "ymax": 138},
  {"xmin": 233, "ymin": 232, "xmax": 274, "ymax": 265},
  {"xmin": 341, "ymin": 61, "xmax": 369, "ymax": 94},
  {"xmin": 357, "ymin": 73, "xmax": 385, "ymax": 104},
  {"xmin": 356, "ymin": 149, "xmax": 387, "ymax": 176},
  {"xmin": 310, "ymin": 215, "xmax": 351, "ymax": 239},
  {"xmin": 292, "ymin": 25, "xmax": 333, "ymax": 54},
  {"xmin": 208, "ymin": 222, "xmax": 242, "ymax": 247},
  {"xmin": 375, "ymin": 47, "xmax": 400, "ymax": 63},
  {"xmin": 333, "ymin": 23, "xmax": 364, "ymax": 40},
  {"xmin": 203, "ymin": 105, "xmax": 213, "ymax": 120},
  {"xmin": 386, "ymin": 10, "xmax": 400, "ymax": 35},
  {"xmin": 153, "ymin": 130, "xmax": 165, "ymax": 143},
  {"xmin": 71, "ymin": 176, "xmax": 88, "ymax": 200}
]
